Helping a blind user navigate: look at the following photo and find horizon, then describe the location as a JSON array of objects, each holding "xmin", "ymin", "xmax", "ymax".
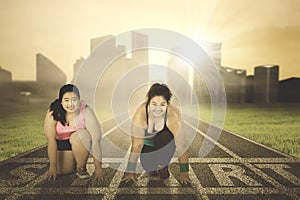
[{"xmin": 1, "ymin": 52, "xmax": 298, "ymax": 83}]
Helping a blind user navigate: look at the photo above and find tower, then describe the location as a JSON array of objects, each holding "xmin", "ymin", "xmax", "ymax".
[{"xmin": 254, "ymin": 65, "xmax": 279, "ymax": 103}]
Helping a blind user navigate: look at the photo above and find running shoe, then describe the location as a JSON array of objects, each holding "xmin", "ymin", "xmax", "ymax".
[
  {"xmin": 76, "ymin": 168, "xmax": 90, "ymax": 179},
  {"xmin": 157, "ymin": 166, "xmax": 169, "ymax": 179}
]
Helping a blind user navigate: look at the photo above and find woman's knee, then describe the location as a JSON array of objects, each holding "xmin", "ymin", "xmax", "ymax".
[
  {"xmin": 141, "ymin": 152, "xmax": 158, "ymax": 171},
  {"xmin": 69, "ymin": 130, "xmax": 91, "ymax": 148}
]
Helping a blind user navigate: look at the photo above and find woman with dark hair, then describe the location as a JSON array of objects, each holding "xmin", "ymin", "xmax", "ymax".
[
  {"xmin": 122, "ymin": 83, "xmax": 191, "ymax": 184},
  {"xmin": 44, "ymin": 84, "xmax": 104, "ymax": 181}
]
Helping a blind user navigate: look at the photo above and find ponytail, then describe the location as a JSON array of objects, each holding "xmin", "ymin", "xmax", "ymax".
[{"xmin": 49, "ymin": 99, "xmax": 66, "ymax": 125}]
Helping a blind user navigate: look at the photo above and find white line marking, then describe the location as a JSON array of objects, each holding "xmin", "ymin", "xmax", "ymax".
[
  {"xmin": 101, "ymin": 145, "xmax": 131, "ymax": 200},
  {"xmin": 185, "ymin": 120, "xmax": 299, "ymax": 200},
  {"xmin": 5, "ymin": 157, "xmax": 300, "ymax": 164},
  {"xmin": 1, "ymin": 118, "xmax": 299, "ymax": 199},
  {"xmin": 4, "ymin": 168, "xmax": 48, "ymax": 200},
  {"xmin": 189, "ymin": 164, "xmax": 210, "ymax": 200},
  {"xmin": 0, "ymin": 186, "xmax": 298, "ymax": 196}
]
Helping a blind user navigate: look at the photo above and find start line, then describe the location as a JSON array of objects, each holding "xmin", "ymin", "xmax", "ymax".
[{"xmin": 0, "ymin": 119, "xmax": 299, "ymax": 200}]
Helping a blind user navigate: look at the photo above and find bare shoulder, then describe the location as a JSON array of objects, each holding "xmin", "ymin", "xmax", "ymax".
[
  {"xmin": 44, "ymin": 109, "xmax": 56, "ymax": 125},
  {"xmin": 132, "ymin": 102, "xmax": 147, "ymax": 128},
  {"xmin": 85, "ymin": 105, "xmax": 94, "ymax": 115},
  {"xmin": 167, "ymin": 104, "xmax": 182, "ymax": 121},
  {"xmin": 84, "ymin": 105, "xmax": 98, "ymax": 121},
  {"xmin": 166, "ymin": 104, "xmax": 182, "ymax": 135}
]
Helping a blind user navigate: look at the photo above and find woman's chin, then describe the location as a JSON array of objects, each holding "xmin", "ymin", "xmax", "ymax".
[
  {"xmin": 66, "ymin": 109, "xmax": 77, "ymax": 113},
  {"xmin": 152, "ymin": 113, "xmax": 164, "ymax": 117}
]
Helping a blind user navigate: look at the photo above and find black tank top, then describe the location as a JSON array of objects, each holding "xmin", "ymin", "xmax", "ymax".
[{"xmin": 144, "ymin": 104, "xmax": 174, "ymax": 147}]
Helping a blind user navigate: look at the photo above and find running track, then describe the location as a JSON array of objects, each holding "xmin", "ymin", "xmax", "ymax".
[{"xmin": 0, "ymin": 118, "xmax": 299, "ymax": 200}]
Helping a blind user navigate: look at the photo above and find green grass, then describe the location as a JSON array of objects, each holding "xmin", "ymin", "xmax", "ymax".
[
  {"xmin": 0, "ymin": 103, "xmax": 299, "ymax": 162},
  {"xmin": 198, "ymin": 103, "xmax": 300, "ymax": 158},
  {"xmin": 0, "ymin": 104, "xmax": 47, "ymax": 162}
]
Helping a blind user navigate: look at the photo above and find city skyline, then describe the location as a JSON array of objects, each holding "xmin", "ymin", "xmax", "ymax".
[{"xmin": 0, "ymin": 0, "xmax": 300, "ymax": 82}]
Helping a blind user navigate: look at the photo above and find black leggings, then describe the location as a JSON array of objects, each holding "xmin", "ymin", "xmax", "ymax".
[{"xmin": 140, "ymin": 129, "xmax": 176, "ymax": 172}]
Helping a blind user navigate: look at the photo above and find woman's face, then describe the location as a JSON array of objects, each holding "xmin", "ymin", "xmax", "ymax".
[
  {"xmin": 149, "ymin": 96, "xmax": 168, "ymax": 117},
  {"xmin": 61, "ymin": 92, "xmax": 80, "ymax": 113}
]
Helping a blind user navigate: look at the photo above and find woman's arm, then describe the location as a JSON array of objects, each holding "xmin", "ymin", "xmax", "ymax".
[
  {"xmin": 84, "ymin": 106, "xmax": 103, "ymax": 180},
  {"xmin": 173, "ymin": 122, "xmax": 189, "ymax": 164},
  {"xmin": 167, "ymin": 105, "xmax": 191, "ymax": 184},
  {"xmin": 167, "ymin": 105, "xmax": 187, "ymax": 157},
  {"xmin": 122, "ymin": 104, "xmax": 146, "ymax": 182},
  {"xmin": 44, "ymin": 109, "xmax": 58, "ymax": 180},
  {"xmin": 128, "ymin": 124, "xmax": 145, "ymax": 165},
  {"xmin": 128, "ymin": 104, "xmax": 146, "ymax": 164}
]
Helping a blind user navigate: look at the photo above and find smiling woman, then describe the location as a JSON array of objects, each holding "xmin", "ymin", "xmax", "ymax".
[
  {"xmin": 44, "ymin": 84, "xmax": 104, "ymax": 181},
  {"xmin": 61, "ymin": 93, "xmax": 80, "ymax": 115},
  {"xmin": 122, "ymin": 83, "xmax": 191, "ymax": 184}
]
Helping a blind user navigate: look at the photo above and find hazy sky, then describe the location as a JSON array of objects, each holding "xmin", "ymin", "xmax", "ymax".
[{"xmin": 0, "ymin": 0, "xmax": 300, "ymax": 81}]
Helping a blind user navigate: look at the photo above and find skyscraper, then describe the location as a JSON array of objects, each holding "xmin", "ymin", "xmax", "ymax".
[
  {"xmin": 0, "ymin": 66, "xmax": 12, "ymax": 82},
  {"xmin": 254, "ymin": 65, "xmax": 279, "ymax": 103}
]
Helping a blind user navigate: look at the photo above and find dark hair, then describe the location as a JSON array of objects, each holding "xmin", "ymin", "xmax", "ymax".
[
  {"xmin": 146, "ymin": 83, "xmax": 172, "ymax": 105},
  {"xmin": 49, "ymin": 84, "xmax": 80, "ymax": 125}
]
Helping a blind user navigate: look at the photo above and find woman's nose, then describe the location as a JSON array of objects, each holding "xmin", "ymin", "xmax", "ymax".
[{"xmin": 154, "ymin": 105, "xmax": 162, "ymax": 110}]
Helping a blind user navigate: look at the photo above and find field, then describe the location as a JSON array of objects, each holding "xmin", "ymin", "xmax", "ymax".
[
  {"xmin": 0, "ymin": 103, "xmax": 299, "ymax": 162},
  {"xmin": 198, "ymin": 103, "xmax": 300, "ymax": 158},
  {"xmin": 0, "ymin": 103, "xmax": 47, "ymax": 162}
]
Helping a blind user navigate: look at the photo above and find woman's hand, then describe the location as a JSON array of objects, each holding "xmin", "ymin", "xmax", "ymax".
[
  {"xmin": 47, "ymin": 165, "xmax": 57, "ymax": 181},
  {"xmin": 93, "ymin": 167, "xmax": 104, "ymax": 181},
  {"xmin": 179, "ymin": 172, "xmax": 191, "ymax": 185},
  {"xmin": 122, "ymin": 172, "xmax": 137, "ymax": 183}
]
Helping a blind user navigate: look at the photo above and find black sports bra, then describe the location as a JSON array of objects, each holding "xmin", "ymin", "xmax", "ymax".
[{"xmin": 144, "ymin": 104, "xmax": 168, "ymax": 137}]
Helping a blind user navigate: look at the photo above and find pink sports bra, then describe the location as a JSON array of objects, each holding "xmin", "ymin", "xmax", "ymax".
[{"xmin": 55, "ymin": 101, "xmax": 86, "ymax": 140}]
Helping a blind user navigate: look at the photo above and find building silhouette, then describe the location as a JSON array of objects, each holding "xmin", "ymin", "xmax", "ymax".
[
  {"xmin": 0, "ymin": 66, "xmax": 12, "ymax": 82},
  {"xmin": 36, "ymin": 54, "xmax": 66, "ymax": 84},
  {"xmin": 199, "ymin": 41, "xmax": 222, "ymax": 67},
  {"xmin": 220, "ymin": 66, "xmax": 246, "ymax": 104},
  {"xmin": 167, "ymin": 41, "xmax": 250, "ymax": 104},
  {"xmin": 278, "ymin": 77, "xmax": 300, "ymax": 102},
  {"xmin": 245, "ymin": 75, "xmax": 255, "ymax": 103},
  {"xmin": 72, "ymin": 32, "xmax": 148, "ymax": 108},
  {"xmin": 253, "ymin": 65, "xmax": 279, "ymax": 103},
  {"xmin": 0, "ymin": 54, "xmax": 66, "ymax": 104},
  {"xmin": 72, "ymin": 57, "xmax": 85, "ymax": 84},
  {"xmin": 1, "ymin": 33, "xmax": 299, "ymax": 105}
]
